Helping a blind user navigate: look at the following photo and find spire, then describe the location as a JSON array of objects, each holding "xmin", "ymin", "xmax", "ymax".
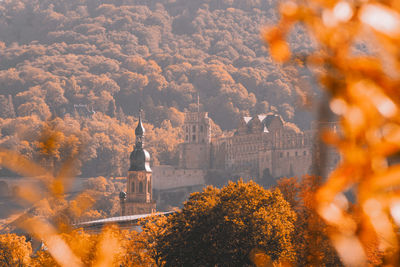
[
  {"xmin": 135, "ymin": 105, "xmax": 145, "ymax": 148},
  {"xmin": 135, "ymin": 110, "xmax": 145, "ymax": 140},
  {"xmin": 129, "ymin": 106, "xmax": 151, "ymax": 172}
]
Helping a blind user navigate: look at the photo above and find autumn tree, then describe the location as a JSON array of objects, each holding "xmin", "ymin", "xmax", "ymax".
[
  {"xmin": 1, "ymin": 135, "xmax": 155, "ymax": 266},
  {"xmin": 31, "ymin": 226, "xmax": 155, "ymax": 267},
  {"xmin": 139, "ymin": 214, "xmax": 169, "ymax": 267},
  {"xmin": 0, "ymin": 0, "xmax": 313, "ymax": 131},
  {"xmin": 0, "ymin": 0, "xmax": 318, "ymax": 182},
  {"xmin": 276, "ymin": 175, "xmax": 343, "ymax": 266},
  {"xmin": 146, "ymin": 180, "xmax": 296, "ymax": 266},
  {"xmin": 0, "ymin": 233, "xmax": 32, "ymax": 266}
]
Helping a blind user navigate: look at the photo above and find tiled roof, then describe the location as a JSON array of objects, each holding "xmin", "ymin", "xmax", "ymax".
[{"xmin": 241, "ymin": 113, "xmax": 283, "ymax": 132}]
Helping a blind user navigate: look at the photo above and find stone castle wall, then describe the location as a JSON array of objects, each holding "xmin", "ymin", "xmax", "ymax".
[{"xmin": 152, "ymin": 112, "xmax": 341, "ymax": 210}]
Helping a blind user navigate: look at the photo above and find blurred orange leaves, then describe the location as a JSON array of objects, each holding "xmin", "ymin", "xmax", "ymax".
[
  {"xmin": 0, "ymin": 122, "xmax": 94, "ymax": 266},
  {"xmin": 0, "ymin": 120, "xmax": 158, "ymax": 266},
  {"xmin": 265, "ymin": 0, "xmax": 400, "ymax": 265}
]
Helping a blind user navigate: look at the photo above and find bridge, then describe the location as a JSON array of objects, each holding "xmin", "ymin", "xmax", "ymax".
[{"xmin": 74, "ymin": 212, "xmax": 174, "ymax": 233}]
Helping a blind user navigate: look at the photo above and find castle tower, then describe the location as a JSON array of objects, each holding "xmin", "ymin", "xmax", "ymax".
[
  {"xmin": 120, "ymin": 112, "xmax": 156, "ymax": 216},
  {"xmin": 178, "ymin": 111, "xmax": 211, "ymax": 169}
]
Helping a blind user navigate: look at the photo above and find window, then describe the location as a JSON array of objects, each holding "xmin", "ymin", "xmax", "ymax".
[
  {"xmin": 193, "ymin": 125, "xmax": 196, "ymax": 131},
  {"xmin": 192, "ymin": 135, "xmax": 196, "ymax": 141},
  {"xmin": 139, "ymin": 182, "xmax": 143, "ymax": 193},
  {"xmin": 186, "ymin": 135, "xmax": 189, "ymax": 141},
  {"xmin": 186, "ymin": 126, "xmax": 188, "ymax": 133},
  {"xmin": 131, "ymin": 181, "xmax": 135, "ymax": 192},
  {"xmin": 280, "ymin": 152, "xmax": 283, "ymax": 158},
  {"xmin": 287, "ymin": 152, "xmax": 289, "ymax": 157},
  {"xmin": 303, "ymin": 151, "xmax": 307, "ymax": 156},
  {"xmin": 200, "ymin": 125, "xmax": 204, "ymax": 132},
  {"xmin": 295, "ymin": 151, "xmax": 298, "ymax": 156}
]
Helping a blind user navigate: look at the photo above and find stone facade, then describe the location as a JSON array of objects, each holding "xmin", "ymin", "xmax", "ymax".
[
  {"xmin": 178, "ymin": 112, "xmax": 212, "ymax": 169},
  {"xmin": 153, "ymin": 165, "xmax": 206, "ymax": 209},
  {"xmin": 124, "ymin": 171, "xmax": 156, "ymax": 215},
  {"xmin": 153, "ymin": 165, "xmax": 206, "ymax": 190},
  {"xmin": 213, "ymin": 114, "xmax": 314, "ymax": 180},
  {"xmin": 176, "ymin": 112, "xmax": 316, "ymax": 180},
  {"xmin": 153, "ymin": 111, "xmax": 341, "ymax": 209}
]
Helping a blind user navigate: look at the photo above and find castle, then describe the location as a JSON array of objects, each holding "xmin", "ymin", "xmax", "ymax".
[
  {"xmin": 121, "ymin": 109, "xmax": 340, "ymax": 214},
  {"xmin": 153, "ymin": 110, "xmax": 340, "ymax": 210}
]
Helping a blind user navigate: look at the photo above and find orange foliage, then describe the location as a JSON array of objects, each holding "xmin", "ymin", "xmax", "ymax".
[
  {"xmin": 266, "ymin": 0, "xmax": 400, "ymax": 265},
  {"xmin": 31, "ymin": 226, "xmax": 155, "ymax": 267},
  {"xmin": 277, "ymin": 176, "xmax": 343, "ymax": 266},
  {"xmin": 0, "ymin": 126, "xmax": 156, "ymax": 266},
  {"xmin": 146, "ymin": 180, "xmax": 296, "ymax": 266},
  {"xmin": 0, "ymin": 233, "xmax": 32, "ymax": 266},
  {"xmin": 0, "ymin": 0, "xmax": 315, "ymax": 131}
]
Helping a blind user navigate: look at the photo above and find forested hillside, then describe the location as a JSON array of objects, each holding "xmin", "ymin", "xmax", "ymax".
[{"xmin": 0, "ymin": 0, "xmax": 316, "ymax": 177}]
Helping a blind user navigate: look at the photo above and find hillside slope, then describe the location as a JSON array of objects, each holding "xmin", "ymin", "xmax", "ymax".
[{"xmin": 0, "ymin": 0, "xmax": 316, "ymax": 177}]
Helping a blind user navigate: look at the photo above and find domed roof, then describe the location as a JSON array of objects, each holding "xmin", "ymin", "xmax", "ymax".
[{"xmin": 129, "ymin": 148, "xmax": 152, "ymax": 172}]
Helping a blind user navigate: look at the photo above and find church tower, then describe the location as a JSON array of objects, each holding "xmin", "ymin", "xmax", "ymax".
[{"xmin": 120, "ymin": 111, "xmax": 156, "ymax": 215}]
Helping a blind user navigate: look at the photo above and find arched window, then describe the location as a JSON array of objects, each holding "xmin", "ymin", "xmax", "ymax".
[
  {"xmin": 131, "ymin": 181, "xmax": 135, "ymax": 192},
  {"xmin": 139, "ymin": 182, "xmax": 143, "ymax": 193}
]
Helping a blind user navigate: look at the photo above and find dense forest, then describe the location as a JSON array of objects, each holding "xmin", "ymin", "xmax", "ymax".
[
  {"xmin": 1, "ymin": 0, "xmax": 398, "ymax": 265},
  {"xmin": 0, "ymin": 0, "xmax": 317, "ymax": 177}
]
